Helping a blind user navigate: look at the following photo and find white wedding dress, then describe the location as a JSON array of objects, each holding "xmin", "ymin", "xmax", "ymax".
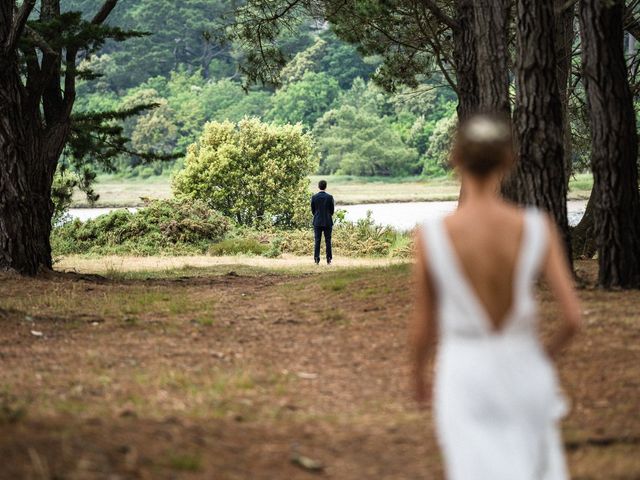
[{"xmin": 421, "ymin": 208, "xmax": 569, "ymax": 480}]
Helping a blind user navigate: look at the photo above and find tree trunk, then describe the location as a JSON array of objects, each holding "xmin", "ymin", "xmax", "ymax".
[
  {"xmin": 579, "ymin": 0, "xmax": 640, "ymax": 288},
  {"xmin": 472, "ymin": 0, "xmax": 511, "ymax": 114},
  {"xmin": 453, "ymin": 0, "xmax": 479, "ymax": 122},
  {"xmin": 554, "ymin": 0, "xmax": 575, "ymax": 183},
  {"xmin": 1, "ymin": 0, "xmax": 119, "ymax": 275},
  {"xmin": 505, "ymin": 0, "xmax": 571, "ymax": 259},
  {"xmin": 571, "ymin": 191, "xmax": 598, "ymax": 259},
  {"xmin": 0, "ymin": 68, "xmax": 56, "ymax": 274}
]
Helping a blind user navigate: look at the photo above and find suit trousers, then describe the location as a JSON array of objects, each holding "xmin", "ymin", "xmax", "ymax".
[{"xmin": 314, "ymin": 226, "xmax": 332, "ymax": 261}]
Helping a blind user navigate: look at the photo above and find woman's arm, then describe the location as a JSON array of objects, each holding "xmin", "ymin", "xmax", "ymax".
[
  {"xmin": 410, "ymin": 229, "xmax": 438, "ymax": 405},
  {"xmin": 541, "ymin": 216, "xmax": 583, "ymax": 358}
]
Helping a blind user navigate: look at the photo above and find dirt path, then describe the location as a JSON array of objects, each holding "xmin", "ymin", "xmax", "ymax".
[
  {"xmin": 55, "ymin": 254, "xmax": 406, "ymax": 275},
  {"xmin": 0, "ymin": 260, "xmax": 638, "ymax": 479}
]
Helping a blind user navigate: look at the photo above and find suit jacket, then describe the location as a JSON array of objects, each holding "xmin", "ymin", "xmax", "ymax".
[{"xmin": 311, "ymin": 191, "xmax": 335, "ymax": 227}]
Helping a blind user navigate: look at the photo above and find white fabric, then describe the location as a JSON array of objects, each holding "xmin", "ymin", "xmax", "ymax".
[{"xmin": 421, "ymin": 208, "xmax": 569, "ymax": 480}]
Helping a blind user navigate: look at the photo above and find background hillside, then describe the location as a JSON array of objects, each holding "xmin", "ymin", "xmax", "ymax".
[{"xmin": 61, "ymin": 0, "xmax": 458, "ymax": 179}]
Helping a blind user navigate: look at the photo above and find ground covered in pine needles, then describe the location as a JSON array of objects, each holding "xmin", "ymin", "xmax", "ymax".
[{"xmin": 0, "ymin": 258, "xmax": 638, "ymax": 479}]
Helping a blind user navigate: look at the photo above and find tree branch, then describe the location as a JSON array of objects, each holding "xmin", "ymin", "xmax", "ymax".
[
  {"xmin": 24, "ymin": 25, "xmax": 57, "ymax": 58},
  {"xmin": 263, "ymin": 0, "xmax": 303, "ymax": 23},
  {"xmin": 64, "ymin": 46, "xmax": 80, "ymax": 116},
  {"xmin": 625, "ymin": 4, "xmax": 640, "ymax": 42},
  {"xmin": 5, "ymin": 0, "xmax": 36, "ymax": 52},
  {"xmin": 420, "ymin": 0, "xmax": 459, "ymax": 31},
  {"xmin": 92, "ymin": 0, "xmax": 119, "ymax": 25},
  {"xmin": 20, "ymin": 25, "xmax": 58, "ymax": 112}
]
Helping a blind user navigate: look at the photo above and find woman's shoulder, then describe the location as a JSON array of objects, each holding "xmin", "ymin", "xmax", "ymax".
[
  {"xmin": 496, "ymin": 202, "xmax": 552, "ymax": 225},
  {"xmin": 499, "ymin": 204, "xmax": 554, "ymax": 251}
]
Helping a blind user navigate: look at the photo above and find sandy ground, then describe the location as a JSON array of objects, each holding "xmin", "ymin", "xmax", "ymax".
[
  {"xmin": 55, "ymin": 254, "xmax": 407, "ymax": 275},
  {"xmin": 0, "ymin": 259, "xmax": 638, "ymax": 479}
]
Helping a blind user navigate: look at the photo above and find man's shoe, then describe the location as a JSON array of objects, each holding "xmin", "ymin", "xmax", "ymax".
[
  {"xmin": 327, "ymin": 259, "xmax": 332, "ymax": 265},
  {"xmin": 314, "ymin": 258, "xmax": 320, "ymax": 265}
]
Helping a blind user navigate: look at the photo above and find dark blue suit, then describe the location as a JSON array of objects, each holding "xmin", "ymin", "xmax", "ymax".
[{"xmin": 311, "ymin": 191, "xmax": 334, "ymax": 262}]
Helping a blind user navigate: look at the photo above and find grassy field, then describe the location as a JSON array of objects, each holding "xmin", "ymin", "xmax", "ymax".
[
  {"xmin": 71, "ymin": 173, "xmax": 594, "ymax": 207},
  {"xmin": 0, "ymin": 257, "xmax": 638, "ymax": 479}
]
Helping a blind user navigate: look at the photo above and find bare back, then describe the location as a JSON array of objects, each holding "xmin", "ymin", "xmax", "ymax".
[{"xmin": 443, "ymin": 202, "xmax": 527, "ymax": 332}]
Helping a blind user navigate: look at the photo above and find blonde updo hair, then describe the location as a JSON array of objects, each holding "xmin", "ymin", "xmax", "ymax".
[{"xmin": 451, "ymin": 114, "xmax": 514, "ymax": 177}]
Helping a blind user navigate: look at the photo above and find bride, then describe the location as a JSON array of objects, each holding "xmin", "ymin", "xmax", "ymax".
[{"xmin": 410, "ymin": 115, "xmax": 582, "ymax": 479}]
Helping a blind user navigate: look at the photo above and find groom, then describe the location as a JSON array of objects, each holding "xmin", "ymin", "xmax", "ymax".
[{"xmin": 311, "ymin": 179, "xmax": 334, "ymax": 265}]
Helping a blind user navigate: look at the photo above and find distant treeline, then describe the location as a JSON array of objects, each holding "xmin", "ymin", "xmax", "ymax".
[{"xmin": 63, "ymin": 0, "xmax": 458, "ymax": 178}]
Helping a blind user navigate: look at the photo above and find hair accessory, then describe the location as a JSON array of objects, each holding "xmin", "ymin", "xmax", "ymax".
[{"xmin": 464, "ymin": 117, "xmax": 511, "ymax": 143}]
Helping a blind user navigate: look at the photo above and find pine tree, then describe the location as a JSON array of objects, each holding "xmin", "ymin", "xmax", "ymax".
[{"xmin": 0, "ymin": 1, "xmax": 154, "ymax": 274}]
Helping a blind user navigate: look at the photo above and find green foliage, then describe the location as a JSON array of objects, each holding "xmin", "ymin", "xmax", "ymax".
[
  {"xmin": 52, "ymin": 201, "xmax": 414, "ymax": 258},
  {"xmin": 280, "ymin": 33, "xmax": 377, "ymax": 89},
  {"xmin": 340, "ymin": 78, "xmax": 394, "ymax": 117},
  {"xmin": 389, "ymin": 85, "xmax": 457, "ymax": 121},
  {"xmin": 317, "ymin": 32, "xmax": 379, "ymax": 88},
  {"xmin": 314, "ymin": 105, "xmax": 419, "ymax": 176},
  {"xmin": 52, "ymin": 165, "xmax": 99, "ymax": 225},
  {"xmin": 233, "ymin": 0, "xmax": 449, "ymax": 94},
  {"xmin": 407, "ymin": 116, "xmax": 431, "ymax": 156},
  {"xmin": 423, "ymin": 113, "xmax": 457, "ymax": 178},
  {"xmin": 278, "ymin": 212, "xmax": 412, "ymax": 257},
  {"xmin": 130, "ymin": 101, "xmax": 179, "ymax": 157},
  {"xmin": 199, "ymin": 79, "xmax": 273, "ymax": 124},
  {"xmin": 232, "ymin": 9, "xmax": 317, "ymax": 87},
  {"xmin": 264, "ymin": 237, "xmax": 284, "ymax": 258},
  {"xmin": 268, "ymin": 72, "xmax": 341, "ymax": 128},
  {"xmin": 123, "ymin": 72, "xmax": 274, "ymax": 155},
  {"xmin": 279, "ymin": 38, "xmax": 329, "ymax": 85},
  {"xmin": 52, "ymin": 199, "xmax": 230, "ymax": 255},
  {"xmin": 59, "ymin": 0, "xmax": 460, "ymax": 184},
  {"xmin": 208, "ymin": 238, "xmax": 269, "ymax": 256},
  {"xmin": 63, "ymin": 0, "xmax": 237, "ymax": 88},
  {"xmin": 19, "ymin": 3, "xmax": 172, "ymax": 203},
  {"xmin": 52, "ymin": 172, "xmax": 77, "ymax": 226},
  {"xmin": 172, "ymin": 118, "xmax": 318, "ymax": 228},
  {"xmin": 66, "ymin": 101, "xmax": 177, "ymax": 183}
]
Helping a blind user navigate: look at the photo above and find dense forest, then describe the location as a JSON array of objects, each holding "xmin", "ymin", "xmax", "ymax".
[{"xmin": 61, "ymin": 0, "xmax": 457, "ymax": 179}]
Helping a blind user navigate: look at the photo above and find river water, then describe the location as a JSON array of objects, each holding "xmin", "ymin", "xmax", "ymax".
[{"xmin": 69, "ymin": 200, "xmax": 587, "ymax": 231}]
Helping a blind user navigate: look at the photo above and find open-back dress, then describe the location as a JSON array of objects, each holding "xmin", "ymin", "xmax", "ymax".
[{"xmin": 421, "ymin": 208, "xmax": 569, "ymax": 480}]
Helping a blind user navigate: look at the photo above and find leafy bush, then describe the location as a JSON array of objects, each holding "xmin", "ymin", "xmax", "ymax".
[
  {"xmin": 52, "ymin": 167, "xmax": 99, "ymax": 225},
  {"xmin": 52, "ymin": 199, "xmax": 230, "ymax": 255},
  {"xmin": 172, "ymin": 118, "xmax": 318, "ymax": 228},
  {"xmin": 269, "ymin": 71, "xmax": 341, "ymax": 128},
  {"xmin": 53, "ymin": 201, "xmax": 414, "ymax": 258},
  {"xmin": 314, "ymin": 105, "xmax": 419, "ymax": 176},
  {"xmin": 423, "ymin": 113, "xmax": 457, "ymax": 177},
  {"xmin": 278, "ymin": 212, "xmax": 412, "ymax": 257},
  {"xmin": 263, "ymin": 237, "xmax": 283, "ymax": 258},
  {"xmin": 208, "ymin": 238, "xmax": 268, "ymax": 256}
]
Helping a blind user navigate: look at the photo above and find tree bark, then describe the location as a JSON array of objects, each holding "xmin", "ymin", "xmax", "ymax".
[
  {"xmin": 0, "ymin": 65, "xmax": 57, "ymax": 273},
  {"xmin": 453, "ymin": 0, "xmax": 479, "ymax": 121},
  {"xmin": 472, "ymin": 0, "xmax": 511, "ymax": 115},
  {"xmin": 505, "ymin": 0, "xmax": 571, "ymax": 259},
  {"xmin": 579, "ymin": 0, "xmax": 640, "ymax": 288},
  {"xmin": 571, "ymin": 191, "xmax": 598, "ymax": 259},
  {"xmin": 0, "ymin": 0, "xmax": 116, "ymax": 275},
  {"xmin": 554, "ymin": 0, "xmax": 575, "ymax": 183}
]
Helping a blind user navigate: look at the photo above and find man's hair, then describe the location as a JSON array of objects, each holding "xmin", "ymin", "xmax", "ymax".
[{"xmin": 318, "ymin": 180, "xmax": 327, "ymax": 190}]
